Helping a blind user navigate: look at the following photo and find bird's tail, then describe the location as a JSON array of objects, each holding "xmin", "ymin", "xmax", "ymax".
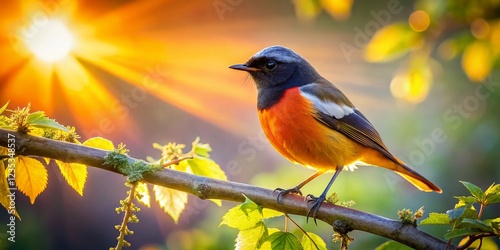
[{"xmin": 361, "ymin": 152, "xmax": 442, "ymax": 193}]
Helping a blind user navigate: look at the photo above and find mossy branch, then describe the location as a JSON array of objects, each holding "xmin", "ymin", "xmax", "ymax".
[{"xmin": 0, "ymin": 128, "xmax": 456, "ymax": 250}]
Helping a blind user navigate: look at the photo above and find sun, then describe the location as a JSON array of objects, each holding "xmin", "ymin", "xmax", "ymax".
[{"xmin": 25, "ymin": 19, "xmax": 74, "ymax": 63}]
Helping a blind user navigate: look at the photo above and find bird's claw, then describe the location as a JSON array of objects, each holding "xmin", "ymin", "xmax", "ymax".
[
  {"xmin": 274, "ymin": 187, "xmax": 303, "ymax": 204},
  {"xmin": 306, "ymin": 194, "xmax": 325, "ymax": 225}
]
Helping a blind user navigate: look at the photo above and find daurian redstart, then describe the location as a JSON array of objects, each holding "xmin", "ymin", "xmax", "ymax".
[{"xmin": 230, "ymin": 46, "xmax": 441, "ymax": 222}]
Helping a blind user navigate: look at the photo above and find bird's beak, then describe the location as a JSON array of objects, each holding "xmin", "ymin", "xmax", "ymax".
[{"xmin": 229, "ymin": 64, "xmax": 261, "ymax": 72}]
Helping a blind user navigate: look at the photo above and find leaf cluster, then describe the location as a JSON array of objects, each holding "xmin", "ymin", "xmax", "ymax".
[
  {"xmin": 420, "ymin": 181, "xmax": 500, "ymax": 248},
  {"xmin": 0, "ymin": 102, "xmax": 101, "ymax": 218},
  {"xmin": 220, "ymin": 196, "xmax": 327, "ymax": 250}
]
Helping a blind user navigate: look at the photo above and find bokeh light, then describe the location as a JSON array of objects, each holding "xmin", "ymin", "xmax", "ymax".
[
  {"xmin": 471, "ymin": 18, "xmax": 490, "ymax": 39},
  {"xmin": 409, "ymin": 10, "xmax": 430, "ymax": 32}
]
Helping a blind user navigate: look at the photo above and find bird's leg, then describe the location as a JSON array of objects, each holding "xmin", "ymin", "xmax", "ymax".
[
  {"xmin": 275, "ymin": 170, "xmax": 325, "ymax": 203},
  {"xmin": 306, "ymin": 167, "xmax": 343, "ymax": 225}
]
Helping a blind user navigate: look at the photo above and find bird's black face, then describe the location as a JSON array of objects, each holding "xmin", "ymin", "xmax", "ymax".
[
  {"xmin": 229, "ymin": 46, "xmax": 310, "ymax": 90},
  {"xmin": 230, "ymin": 46, "xmax": 321, "ymax": 109},
  {"xmin": 233, "ymin": 57, "xmax": 297, "ymax": 89}
]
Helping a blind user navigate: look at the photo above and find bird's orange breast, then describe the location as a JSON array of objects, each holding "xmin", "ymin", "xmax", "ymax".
[{"xmin": 258, "ymin": 87, "xmax": 362, "ymax": 170}]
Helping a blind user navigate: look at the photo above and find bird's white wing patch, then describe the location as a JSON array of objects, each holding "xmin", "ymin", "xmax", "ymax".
[{"xmin": 300, "ymin": 90, "xmax": 355, "ymax": 119}]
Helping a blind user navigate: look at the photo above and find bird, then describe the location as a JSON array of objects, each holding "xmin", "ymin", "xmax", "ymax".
[{"xmin": 229, "ymin": 45, "xmax": 442, "ymax": 222}]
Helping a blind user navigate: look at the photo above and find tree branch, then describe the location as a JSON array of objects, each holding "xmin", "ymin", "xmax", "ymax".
[{"xmin": 0, "ymin": 128, "xmax": 455, "ymax": 249}]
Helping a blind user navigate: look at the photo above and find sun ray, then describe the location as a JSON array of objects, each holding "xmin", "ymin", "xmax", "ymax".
[{"xmin": 2, "ymin": 0, "xmax": 320, "ymax": 140}]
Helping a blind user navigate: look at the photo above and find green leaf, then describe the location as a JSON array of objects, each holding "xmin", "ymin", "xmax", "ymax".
[
  {"xmin": 220, "ymin": 197, "xmax": 262, "ymax": 230},
  {"xmin": 454, "ymin": 196, "xmax": 477, "ymax": 205},
  {"xmin": 260, "ymin": 232, "xmax": 303, "ymax": 250},
  {"xmin": 235, "ymin": 222, "xmax": 268, "ymax": 250},
  {"xmin": 484, "ymin": 183, "xmax": 500, "ymax": 205},
  {"xmin": 444, "ymin": 227, "xmax": 484, "ymax": 240},
  {"xmin": 461, "ymin": 219, "xmax": 494, "ymax": 232},
  {"xmin": 447, "ymin": 204, "xmax": 477, "ymax": 221},
  {"xmin": 301, "ymin": 232, "xmax": 327, "ymax": 250},
  {"xmin": 420, "ymin": 213, "xmax": 450, "ymax": 225},
  {"xmin": 491, "ymin": 218, "xmax": 500, "ymax": 234},
  {"xmin": 460, "ymin": 181, "xmax": 484, "ymax": 200},
  {"xmin": 262, "ymin": 208, "xmax": 284, "ymax": 220},
  {"xmin": 0, "ymin": 101, "xmax": 9, "ymax": 115},
  {"xmin": 375, "ymin": 240, "xmax": 413, "ymax": 250},
  {"xmin": 26, "ymin": 111, "xmax": 69, "ymax": 132}
]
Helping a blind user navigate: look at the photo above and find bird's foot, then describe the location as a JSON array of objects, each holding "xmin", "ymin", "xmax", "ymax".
[
  {"xmin": 274, "ymin": 186, "xmax": 303, "ymax": 204},
  {"xmin": 305, "ymin": 194, "xmax": 326, "ymax": 225}
]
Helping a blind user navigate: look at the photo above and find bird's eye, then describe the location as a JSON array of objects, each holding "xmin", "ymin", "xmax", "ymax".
[{"xmin": 265, "ymin": 60, "xmax": 277, "ymax": 71}]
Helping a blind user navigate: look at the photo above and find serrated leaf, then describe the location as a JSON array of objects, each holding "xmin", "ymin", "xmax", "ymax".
[
  {"xmin": 135, "ymin": 182, "xmax": 150, "ymax": 208},
  {"xmin": 25, "ymin": 111, "xmax": 44, "ymax": 123},
  {"xmin": 375, "ymin": 240, "xmax": 413, "ymax": 250},
  {"xmin": 0, "ymin": 101, "xmax": 9, "ymax": 115},
  {"xmin": 460, "ymin": 181, "xmax": 484, "ymax": 200},
  {"xmin": 55, "ymin": 160, "xmax": 87, "ymax": 196},
  {"xmin": 485, "ymin": 183, "xmax": 500, "ymax": 205},
  {"xmin": 0, "ymin": 161, "xmax": 20, "ymax": 219},
  {"xmin": 262, "ymin": 208, "xmax": 284, "ymax": 220},
  {"xmin": 153, "ymin": 185, "xmax": 187, "ymax": 223},
  {"xmin": 220, "ymin": 197, "xmax": 262, "ymax": 230},
  {"xmin": 301, "ymin": 232, "xmax": 327, "ymax": 250},
  {"xmin": 16, "ymin": 156, "xmax": 48, "ymax": 204},
  {"xmin": 444, "ymin": 227, "xmax": 484, "ymax": 240},
  {"xmin": 260, "ymin": 232, "xmax": 303, "ymax": 250},
  {"xmin": 454, "ymin": 196, "xmax": 477, "ymax": 204},
  {"xmin": 364, "ymin": 23, "xmax": 420, "ymax": 62},
  {"xmin": 235, "ymin": 222, "xmax": 268, "ymax": 250},
  {"xmin": 461, "ymin": 219, "xmax": 494, "ymax": 232},
  {"xmin": 420, "ymin": 213, "xmax": 450, "ymax": 225},
  {"xmin": 83, "ymin": 137, "xmax": 115, "ymax": 150},
  {"xmin": 25, "ymin": 111, "xmax": 68, "ymax": 132}
]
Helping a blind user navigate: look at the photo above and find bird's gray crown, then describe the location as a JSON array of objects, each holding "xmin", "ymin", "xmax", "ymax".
[{"xmin": 252, "ymin": 45, "xmax": 302, "ymax": 63}]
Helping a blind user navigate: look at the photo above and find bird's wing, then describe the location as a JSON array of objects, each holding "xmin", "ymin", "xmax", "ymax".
[{"xmin": 299, "ymin": 81, "xmax": 400, "ymax": 164}]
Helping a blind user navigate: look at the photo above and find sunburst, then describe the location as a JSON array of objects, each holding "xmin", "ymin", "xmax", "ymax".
[{"xmin": 0, "ymin": 0, "xmax": 259, "ymax": 142}]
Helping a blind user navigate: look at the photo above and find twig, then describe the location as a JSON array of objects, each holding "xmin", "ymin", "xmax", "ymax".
[
  {"xmin": 0, "ymin": 128, "xmax": 456, "ymax": 250},
  {"xmin": 162, "ymin": 155, "xmax": 193, "ymax": 167},
  {"xmin": 115, "ymin": 183, "xmax": 137, "ymax": 250},
  {"xmin": 457, "ymin": 232, "xmax": 496, "ymax": 250}
]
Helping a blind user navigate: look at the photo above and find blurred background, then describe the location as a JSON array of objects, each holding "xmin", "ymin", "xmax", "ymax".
[{"xmin": 0, "ymin": 0, "xmax": 499, "ymax": 249}]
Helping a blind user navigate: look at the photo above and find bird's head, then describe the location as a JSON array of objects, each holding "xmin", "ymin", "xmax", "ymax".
[{"xmin": 229, "ymin": 46, "xmax": 320, "ymax": 90}]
